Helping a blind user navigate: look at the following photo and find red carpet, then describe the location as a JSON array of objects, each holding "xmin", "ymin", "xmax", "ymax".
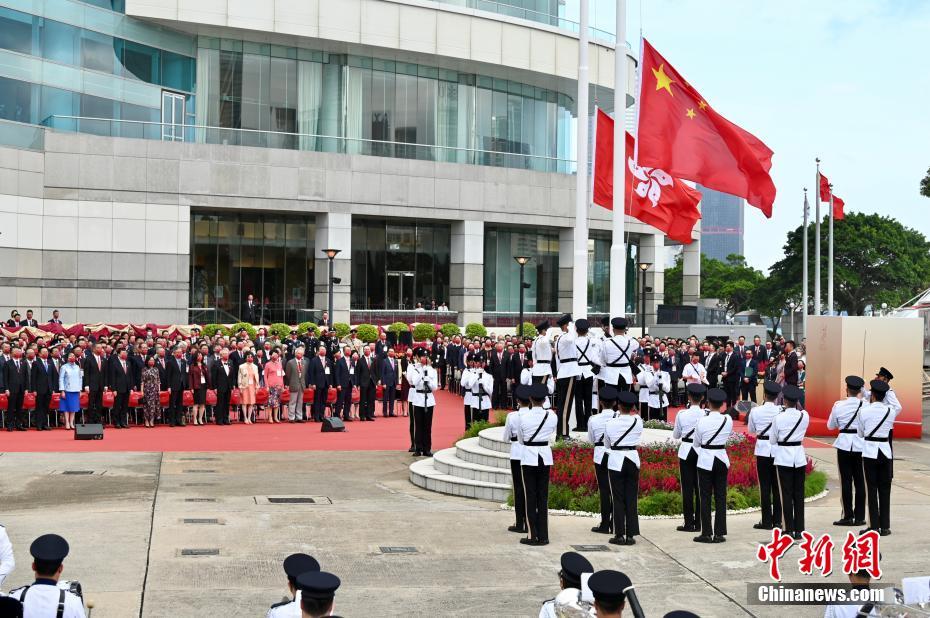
[{"xmin": 0, "ymin": 389, "xmax": 469, "ymax": 453}]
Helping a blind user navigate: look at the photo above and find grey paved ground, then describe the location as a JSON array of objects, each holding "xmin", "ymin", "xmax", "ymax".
[{"xmin": 0, "ymin": 402, "xmax": 928, "ymax": 617}]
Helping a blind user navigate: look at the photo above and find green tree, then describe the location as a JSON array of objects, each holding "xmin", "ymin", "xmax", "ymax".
[
  {"xmin": 664, "ymin": 253, "xmax": 764, "ymax": 316},
  {"xmin": 768, "ymin": 212, "xmax": 930, "ymax": 315},
  {"xmin": 922, "ymin": 167, "xmax": 930, "ymax": 198}
]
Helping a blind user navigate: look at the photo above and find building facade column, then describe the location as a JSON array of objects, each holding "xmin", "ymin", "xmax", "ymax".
[
  {"xmin": 682, "ymin": 236, "xmax": 701, "ymax": 304},
  {"xmin": 313, "ymin": 212, "xmax": 352, "ymax": 325},
  {"xmin": 558, "ymin": 228, "xmax": 574, "ymax": 314},
  {"xmin": 638, "ymin": 233, "xmax": 666, "ymax": 328},
  {"xmin": 450, "ymin": 220, "xmax": 484, "ymax": 326}
]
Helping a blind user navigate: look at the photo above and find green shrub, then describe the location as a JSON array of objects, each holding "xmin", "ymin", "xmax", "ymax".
[
  {"xmin": 465, "ymin": 323, "xmax": 487, "ymax": 338},
  {"xmin": 202, "ymin": 324, "xmax": 223, "ymax": 338},
  {"xmin": 296, "ymin": 322, "xmax": 320, "ymax": 337},
  {"xmin": 356, "ymin": 324, "xmax": 379, "ymax": 343},
  {"xmin": 460, "ymin": 417, "xmax": 505, "ymax": 441},
  {"xmin": 547, "ymin": 485, "xmax": 601, "ymax": 513},
  {"xmin": 519, "ymin": 321, "xmax": 536, "ymax": 339},
  {"xmin": 413, "ymin": 323, "xmax": 438, "ymax": 341},
  {"xmin": 226, "ymin": 322, "xmax": 257, "ymax": 339},
  {"xmin": 638, "ymin": 491, "xmax": 683, "ymax": 516},
  {"xmin": 268, "ymin": 323, "xmax": 292, "ymax": 340},
  {"xmin": 440, "ymin": 322, "xmax": 461, "ymax": 337},
  {"xmin": 333, "ymin": 322, "xmax": 351, "ymax": 338},
  {"xmin": 387, "ymin": 321, "xmax": 409, "ymax": 334},
  {"xmin": 805, "ymin": 470, "xmax": 827, "ymax": 497}
]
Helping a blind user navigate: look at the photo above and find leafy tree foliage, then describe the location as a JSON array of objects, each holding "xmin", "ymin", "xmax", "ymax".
[
  {"xmin": 922, "ymin": 167, "xmax": 930, "ymax": 198},
  {"xmin": 664, "ymin": 253, "xmax": 764, "ymax": 316}
]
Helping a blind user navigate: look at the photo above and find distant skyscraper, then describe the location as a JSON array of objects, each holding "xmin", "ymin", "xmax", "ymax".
[{"xmin": 698, "ymin": 186, "xmax": 744, "ymax": 262}]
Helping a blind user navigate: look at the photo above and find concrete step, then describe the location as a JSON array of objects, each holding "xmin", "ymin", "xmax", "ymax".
[
  {"xmin": 409, "ymin": 458, "xmax": 511, "ymax": 502},
  {"xmin": 478, "ymin": 426, "xmax": 512, "ymax": 453},
  {"xmin": 455, "ymin": 437, "xmax": 512, "ymax": 469},
  {"xmin": 432, "ymin": 447, "xmax": 513, "ymax": 485}
]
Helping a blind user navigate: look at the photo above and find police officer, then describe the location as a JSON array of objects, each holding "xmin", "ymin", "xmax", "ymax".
[
  {"xmin": 295, "ymin": 571, "xmax": 341, "ymax": 618},
  {"xmin": 0, "ymin": 522, "xmax": 14, "ymax": 590},
  {"xmin": 587, "ymin": 385, "xmax": 618, "ymax": 534},
  {"xmin": 8, "ymin": 534, "xmax": 85, "ymax": 617},
  {"xmin": 827, "ymin": 375, "xmax": 867, "ymax": 527},
  {"xmin": 505, "ymin": 385, "xmax": 530, "ymax": 534},
  {"xmin": 554, "ymin": 314, "xmax": 579, "ymax": 438},
  {"xmin": 605, "ymin": 391, "xmax": 643, "ymax": 546},
  {"xmin": 407, "ymin": 348, "xmax": 439, "ymax": 457},
  {"xmin": 599, "ymin": 317, "xmax": 640, "ymax": 392},
  {"xmin": 517, "ymin": 383, "xmax": 557, "ymax": 546},
  {"xmin": 747, "ymin": 381, "xmax": 784, "ymax": 531},
  {"xmin": 267, "ymin": 553, "xmax": 321, "ymax": 618},
  {"xmin": 858, "ymin": 379, "xmax": 898, "ymax": 536},
  {"xmin": 862, "ymin": 367, "xmax": 900, "ymax": 479},
  {"xmin": 573, "ymin": 319, "xmax": 599, "ymax": 432},
  {"xmin": 466, "ymin": 357, "xmax": 493, "ymax": 424},
  {"xmin": 538, "ymin": 552, "xmax": 594, "ymax": 618},
  {"xmin": 531, "ymin": 320, "xmax": 553, "ymax": 385},
  {"xmin": 693, "ymin": 387, "xmax": 733, "ymax": 543},
  {"xmin": 673, "ymin": 383, "xmax": 706, "ymax": 533},
  {"xmin": 588, "ymin": 570, "xmax": 638, "ymax": 618},
  {"xmin": 644, "ymin": 356, "xmax": 671, "ymax": 422},
  {"xmin": 460, "ymin": 353, "xmax": 477, "ymax": 429},
  {"xmin": 770, "ymin": 384, "xmax": 809, "ymax": 540},
  {"xmin": 634, "ymin": 354, "xmax": 654, "ymax": 419}
]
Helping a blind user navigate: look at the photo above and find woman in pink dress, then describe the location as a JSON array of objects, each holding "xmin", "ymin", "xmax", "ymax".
[
  {"xmin": 237, "ymin": 352, "xmax": 259, "ymax": 424},
  {"xmin": 262, "ymin": 350, "xmax": 285, "ymax": 423}
]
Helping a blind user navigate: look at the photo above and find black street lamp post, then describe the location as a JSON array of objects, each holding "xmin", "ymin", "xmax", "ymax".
[
  {"xmin": 514, "ymin": 256, "xmax": 532, "ymax": 339},
  {"xmin": 323, "ymin": 249, "xmax": 341, "ymax": 326},
  {"xmin": 638, "ymin": 262, "xmax": 651, "ymax": 336}
]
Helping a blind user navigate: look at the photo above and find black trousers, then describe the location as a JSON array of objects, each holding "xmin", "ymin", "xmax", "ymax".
[
  {"xmin": 215, "ymin": 391, "xmax": 230, "ymax": 424},
  {"xmin": 34, "ymin": 392, "xmax": 51, "ymax": 429},
  {"xmin": 7, "ymin": 390, "xmax": 25, "ymax": 428},
  {"xmin": 740, "ymin": 382, "xmax": 757, "ymax": 402},
  {"xmin": 776, "ymin": 465, "xmax": 806, "ymax": 534},
  {"xmin": 492, "ymin": 376, "xmax": 506, "ymax": 409},
  {"xmin": 522, "ymin": 459, "xmax": 550, "ymax": 541},
  {"xmin": 473, "ymin": 406, "xmax": 489, "ymax": 423},
  {"xmin": 648, "ymin": 406, "xmax": 667, "ymax": 422},
  {"xmin": 639, "ymin": 401, "xmax": 649, "ymax": 419},
  {"xmin": 573, "ymin": 376, "xmax": 593, "ymax": 430},
  {"xmin": 609, "ymin": 458, "xmax": 640, "ymax": 537},
  {"xmin": 510, "ymin": 459, "xmax": 526, "ymax": 528},
  {"xmin": 594, "ymin": 454, "xmax": 613, "ymax": 529},
  {"xmin": 698, "ymin": 458, "xmax": 728, "ymax": 537},
  {"xmin": 555, "ymin": 377, "xmax": 574, "ymax": 438},
  {"xmin": 756, "ymin": 455, "xmax": 782, "ymax": 527},
  {"xmin": 837, "ymin": 449, "xmax": 865, "ymax": 522},
  {"xmin": 863, "ymin": 452, "xmax": 892, "ymax": 530},
  {"xmin": 113, "ymin": 391, "xmax": 129, "ymax": 426},
  {"xmin": 87, "ymin": 388, "xmax": 104, "ymax": 424},
  {"xmin": 531, "ymin": 374, "xmax": 548, "ymax": 385},
  {"xmin": 359, "ymin": 383, "xmax": 375, "ymax": 420},
  {"xmin": 617, "ymin": 374, "xmax": 632, "ymax": 392},
  {"xmin": 413, "ymin": 405, "xmax": 433, "ymax": 454},
  {"xmin": 167, "ymin": 388, "xmax": 184, "ymax": 425},
  {"xmin": 334, "ymin": 386, "xmax": 352, "ymax": 419},
  {"xmin": 463, "ymin": 404, "xmax": 473, "ymax": 430},
  {"xmin": 408, "ymin": 402, "xmax": 415, "ymax": 447},
  {"xmin": 312, "ymin": 385, "xmax": 328, "ymax": 421},
  {"xmin": 679, "ymin": 450, "xmax": 699, "ymax": 528},
  {"xmin": 382, "ymin": 385, "xmax": 396, "ymax": 416},
  {"xmin": 724, "ymin": 380, "xmax": 739, "ymax": 408}
]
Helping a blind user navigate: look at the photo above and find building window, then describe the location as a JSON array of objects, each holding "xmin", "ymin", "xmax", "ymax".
[
  {"xmin": 0, "ymin": 7, "xmax": 34, "ymax": 55},
  {"xmin": 483, "ymin": 226, "xmax": 559, "ymax": 313}
]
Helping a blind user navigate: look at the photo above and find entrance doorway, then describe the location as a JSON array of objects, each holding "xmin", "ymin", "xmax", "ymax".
[{"xmin": 385, "ymin": 271, "xmax": 415, "ymax": 309}]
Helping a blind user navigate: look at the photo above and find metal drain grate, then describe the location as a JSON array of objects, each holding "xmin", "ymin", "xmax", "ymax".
[
  {"xmin": 183, "ymin": 470, "xmax": 216, "ymax": 473},
  {"xmin": 379, "ymin": 546, "xmax": 417, "ymax": 554},
  {"xmin": 183, "ymin": 518, "xmax": 220, "ymax": 524},
  {"xmin": 268, "ymin": 497, "xmax": 315, "ymax": 504},
  {"xmin": 181, "ymin": 548, "xmax": 219, "ymax": 556},
  {"xmin": 571, "ymin": 545, "xmax": 611, "ymax": 552},
  {"xmin": 184, "ymin": 498, "xmax": 216, "ymax": 503},
  {"xmin": 256, "ymin": 496, "xmax": 332, "ymax": 505},
  {"xmin": 61, "ymin": 470, "xmax": 95, "ymax": 475},
  {"xmin": 178, "ymin": 457, "xmax": 218, "ymax": 461},
  {"xmin": 182, "ymin": 483, "xmax": 216, "ymax": 487}
]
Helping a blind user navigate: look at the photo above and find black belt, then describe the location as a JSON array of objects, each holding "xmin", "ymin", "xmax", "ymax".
[
  {"xmin": 839, "ymin": 429, "xmax": 857, "ymax": 434},
  {"xmin": 703, "ymin": 444, "xmax": 726, "ymax": 450},
  {"xmin": 510, "ymin": 437, "xmax": 518, "ymax": 442},
  {"xmin": 524, "ymin": 441, "xmax": 548, "ymax": 447},
  {"xmin": 593, "ymin": 440, "xmax": 604, "ymax": 446},
  {"xmin": 606, "ymin": 362, "xmax": 630, "ymax": 367},
  {"xmin": 559, "ymin": 357, "xmax": 577, "ymax": 363},
  {"xmin": 610, "ymin": 445, "xmax": 637, "ymax": 451},
  {"xmin": 778, "ymin": 441, "xmax": 802, "ymax": 446},
  {"xmin": 416, "ymin": 389, "xmax": 431, "ymax": 393},
  {"xmin": 578, "ymin": 361, "xmax": 592, "ymax": 366},
  {"xmin": 864, "ymin": 436, "xmax": 888, "ymax": 442},
  {"xmin": 681, "ymin": 438, "xmax": 693, "ymax": 443}
]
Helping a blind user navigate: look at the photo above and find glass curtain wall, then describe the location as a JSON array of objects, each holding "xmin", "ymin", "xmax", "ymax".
[
  {"xmin": 191, "ymin": 212, "xmax": 316, "ymax": 324},
  {"xmin": 588, "ymin": 233, "xmax": 610, "ymax": 313},
  {"xmin": 483, "ymin": 227, "xmax": 559, "ymax": 312},
  {"xmin": 351, "ymin": 219, "xmax": 451, "ymax": 310}
]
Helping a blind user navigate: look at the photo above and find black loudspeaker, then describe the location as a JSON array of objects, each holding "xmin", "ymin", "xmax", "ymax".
[
  {"xmin": 321, "ymin": 417, "xmax": 346, "ymax": 433},
  {"xmin": 75, "ymin": 424, "xmax": 104, "ymax": 440}
]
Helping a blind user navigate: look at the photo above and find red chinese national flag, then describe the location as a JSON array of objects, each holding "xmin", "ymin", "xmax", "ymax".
[
  {"xmin": 636, "ymin": 39, "xmax": 776, "ymax": 217},
  {"xmin": 819, "ymin": 172, "xmax": 845, "ymax": 220},
  {"xmin": 592, "ymin": 109, "xmax": 702, "ymax": 244}
]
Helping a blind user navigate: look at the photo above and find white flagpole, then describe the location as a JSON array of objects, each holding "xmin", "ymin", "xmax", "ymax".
[
  {"xmin": 609, "ymin": 0, "xmax": 628, "ymax": 320},
  {"xmin": 828, "ymin": 184, "xmax": 834, "ymax": 316},
  {"xmin": 573, "ymin": 0, "xmax": 590, "ymax": 319},
  {"xmin": 802, "ymin": 188, "xmax": 809, "ymax": 339},
  {"xmin": 814, "ymin": 158, "xmax": 821, "ymax": 317}
]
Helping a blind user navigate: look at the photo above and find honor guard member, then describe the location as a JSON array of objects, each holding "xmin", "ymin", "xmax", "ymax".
[
  {"xmin": 573, "ymin": 319, "xmax": 600, "ymax": 432},
  {"xmin": 466, "ymin": 357, "xmax": 494, "ymax": 423},
  {"xmin": 693, "ymin": 388, "xmax": 733, "ymax": 543},
  {"xmin": 588, "ymin": 570, "xmax": 638, "ymax": 618},
  {"xmin": 517, "ymin": 383, "xmax": 558, "ymax": 546},
  {"xmin": 0, "ymin": 522, "xmax": 14, "ymax": 590},
  {"xmin": 605, "ymin": 391, "xmax": 643, "ymax": 546},
  {"xmin": 599, "ymin": 317, "xmax": 640, "ymax": 392},
  {"xmin": 460, "ymin": 354, "xmax": 478, "ymax": 429},
  {"xmin": 827, "ymin": 376, "xmax": 867, "ymax": 527},
  {"xmin": 747, "ymin": 381, "xmax": 784, "ymax": 531},
  {"xmin": 267, "ymin": 553, "xmax": 321, "ymax": 618},
  {"xmin": 858, "ymin": 379, "xmax": 898, "ymax": 536},
  {"xmin": 538, "ymin": 551, "xmax": 594, "ymax": 618},
  {"xmin": 506, "ymin": 385, "xmax": 530, "ymax": 534},
  {"xmin": 673, "ymin": 383, "xmax": 706, "ymax": 533},
  {"xmin": 520, "ymin": 358, "xmax": 554, "ymax": 410},
  {"xmin": 588, "ymin": 385, "xmax": 619, "ymax": 534},
  {"xmin": 295, "ymin": 571, "xmax": 341, "ymax": 618},
  {"xmin": 634, "ymin": 355, "xmax": 654, "ymax": 418},
  {"xmin": 531, "ymin": 320, "xmax": 553, "ymax": 384},
  {"xmin": 8, "ymin": 534, "xmax": 86, "ymax": 617},
  {"xmin": 770, "ymin": 384, "xmax": 810, "ymax": 540},
  {"xmin": 554, "ymin": 314, "xmax": 579, "ymax": 438},
  {"xmin": 644, "ymin": 356, "xmax": 671, "ymax": 422},
  {"xmin": 681, "ymin": 351, "xmax": 709, "ymax": 386},
  {"xmin": 862, "ymin": 367, "xmax": 900, "ymax": 478},
  {"xmin": 408, "ymin": 348, "xmax": 439, "ymax": 457}
]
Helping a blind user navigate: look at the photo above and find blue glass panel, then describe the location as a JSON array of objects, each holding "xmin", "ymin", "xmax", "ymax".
[
  {"xmin": 39, "ymin": 85, "xmax": 79, "ymax": 123},
  {"xmin": 81, "ymin": 30, "xmax": 116, "ymax": 74},
  {"xmin": 0, "ymin": 7, "xmax": 34, "ymax": 55},
  {"xmin": 162, "ymin": 50, "xmax": 193, "ymax": 92},
  {"xmin": 0, "ymin": 75, "xmax": 33, "ymax": 123},
  {"xmin": 121, "ymin": 39, "xmax": 160, "ymax": 83},
  {"xmin": 39, "ymin": 18, "xmax": 80, "ymax": 65}
]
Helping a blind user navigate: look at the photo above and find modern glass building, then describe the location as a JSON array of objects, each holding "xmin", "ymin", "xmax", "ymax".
[
  {"xmin": 698, "ymin": 185, "xmax": 745, "ymax": 263},
  {"xmin": 0, "ymin": 0, "xmax": 698, "ymax": 326}
]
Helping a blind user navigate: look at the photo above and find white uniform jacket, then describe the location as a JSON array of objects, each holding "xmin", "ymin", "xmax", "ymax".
[
  {"xmin": 465, "ymin": 370, "xmax": 493, "ymax": 410},
  {"xmin": 555, "ymin": 331, "xmax": 580, "ymax": 379},
  {"xmin": 587, "ymin": 409, "xmax": 617, "ymax": 464},
  {"xmin": 531, "ymin": 334, "xmax": 553, "ymax": 377},
  {"xmin": 9, "ymin": 581, "xmax": 86, "ymax": 618},
  {"xmin": 574, "ymin": 335, "xmax": 600, "ymax": 379},
  {"xmin": 407, "ymin": 364, "xmax": 438, "ymax": 408},
  {"xmin": 266, "ymin": 592, "xmax": 301, "ymax": 618},
  {"xmin": 635, "ymin": 367, "xmax": 652, "ymax": 403},
  {"xmin": 520, "ymin": 369, "xmax": 553, "ymax": 409},
  {"xmin": 681, "ymin": 362, "xmax": 708, "ymax": 385},
  {"xmin": 857, "ymin": 401, "xmax": 899, "ymax": 460},
  {"xmin": 643, "ymin": 370, "xmax": 671, "ymax": 408},
  {"xmin": 693, "ymin": 411, "xmax": 733, "ymax": 471},
  {"xmin": 505, "ymin": 408, "xmax": 526, "ymax": 461},
  {"xmin": 604, "ymin": 415, "xmax": 643, "ymax": 471},
  {"xmin": 769, "ymin": 408, "xmax": 810, "ymax": 468},
  {"xmin": 0, "ymin": 523, "xmax": 13, "ymax": 590},
  {"xmin": 516, "ymin": 407, "xmax": 558, "ymax": 466},
  {"xmin": 461, "ymin": 368, "xmax": 477, "ymax": 407},
  {"xmin": 747, "ymin": 402, "xmax": 782, "ymax": 458},
  {"xmin": 672, "ymin": 405, "xmax": 704, "ymax": 460},
  {"xmin": 599, "ymin": 335, "xmax": 639, "ymax": 387},
  {"xmin": 827, "ymin": 397, "xmax": 865, "ymax": 453},
  {"xmin": 861, "ymin": 386, "xmax": 901, "ymax": 416}
]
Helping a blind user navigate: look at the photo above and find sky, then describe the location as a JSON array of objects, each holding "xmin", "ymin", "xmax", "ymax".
[{"xmin": 621, "ymin": 0, "xmax": 930, "ymax": 271}]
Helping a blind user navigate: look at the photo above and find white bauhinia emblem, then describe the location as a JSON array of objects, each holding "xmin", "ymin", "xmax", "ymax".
[{"xmin": 628, "ymin": 157, "xmax": 674, "ymax": 208}]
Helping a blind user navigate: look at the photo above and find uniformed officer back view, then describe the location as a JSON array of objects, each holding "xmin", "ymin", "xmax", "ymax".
[
  {"xmin": 8, "ymin": 533, "xmax": 86, "ymax": 617},
  {"xmin": 266, "ymin": 553, "xmax": 320, "ymax": 618}
]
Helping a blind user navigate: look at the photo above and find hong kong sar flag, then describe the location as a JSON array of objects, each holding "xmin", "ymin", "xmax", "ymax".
[
  {"xmin": 592, "ymin": 109, "xmax": 702, "ymax": 244},
  {"xmin": 636, "ymin": 38, "xmax": 776, "ymax": 217}
]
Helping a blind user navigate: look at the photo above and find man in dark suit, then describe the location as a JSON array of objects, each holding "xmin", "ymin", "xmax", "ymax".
[
  {"xmin": 739, "ymin": 349, "xmax": 759, "ymax": 403},
  {"xmin": 720, "ymin": 342, "xmax": 741, "ymax": 408},
  {"xmin": 488, "ymin": 343, "xmax": 508, "ymax": 409},
  {"xmin": 210, "ymin": 349, "xmax": 235, "ymax": 425},
  {"xmin": 507, "ymin": 343, "xmax": 528, "ymax": 385},
  {"xmin": 333, "ymin": 347, "xmax": 355, "ymax": 421},
  {"xmin": 4, "ymin": 348, "xmax": 30, "ymax": 431},
  {"xmin": 108, "ymin": 348, "xmax": 134, "ymax": 428},
  {"xmin": 375, "ymin": 332, "xmax": 390, "ymax": 362},
  {"xmin": 82, "ymin": 343, "xmax": 107, "ymax": 425},
  {"xmin": 30, "ymin": 346, "xmax": 58, "ymax": 430},
  {"xmin": 356, "ymin": 346, "xmax": 378, "ymax": 421},
  {"xmin": 444, "ymin": 337, "xmax": 461, "ymax": 391},
  {"xmin": 308, "ymin": 347, "xmax": 331, "ymax": 422},
  {"xmin": 783, "ymin": 340, "xmax": 799, "ymax": 386},
  {"xmin": 244, "ymin": 294, "xmax": 257, "ymax": 324},
  {"xmin": 706, "ymin": 344, "xmax": 722, "ymax": 388},
  {"xmin": 165, "ymin": 347, "xmax": 188, "ymax": 427},
  {"xmin": 47, "ymin": 309, "xmax": 63, "ymax": 324},
  {"xmin": 430, "ymin": 337, "xmax": 446, "ymax": 391},
  {"xmin": 19, "ymin": 309, "xmax": 38, "ymax": 327},
  {"xmin": 380, "ymin": 348, "xmax": 400, "ymax": 417}
]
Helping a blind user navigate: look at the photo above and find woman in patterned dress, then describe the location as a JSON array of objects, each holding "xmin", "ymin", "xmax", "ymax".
[
  {"xmin": 262, "ymin": 349, "xmax": 284, "ymax": 423},
  {"xmin": 141, "ymin": 355, "xmax": 161, "ymax": 427}
]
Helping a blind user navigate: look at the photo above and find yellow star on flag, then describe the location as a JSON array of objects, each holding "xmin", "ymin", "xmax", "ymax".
[
  {"xmin": 685, "ymin": 108, "xmax": 696, "ymax": 119},
  {"xmin": 698, "ymin": 100, "xmax": 708, "ymax": 110},
  {"xmin": 652, "ymin": 63, "xmax": 674, "ymax": 96}
]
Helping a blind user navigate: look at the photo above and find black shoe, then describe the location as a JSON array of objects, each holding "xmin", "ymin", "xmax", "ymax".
[
  {"xmin": 625, "ymin": 536, "xmax": 636, "ymax": 545},
  {"xmin": 7, "ymin": 427, "xmax": 13, "ymax": 432},
  {"xmin": 791, "ymin": 532, "xmax": 803, "ymax": 541},
  {"xmin": 423, "ymin": 451, "xmax": 433, "ymax": 457},
  {"xmin": 677, "ymin": 524, "xmax": 699, "ymax": 532},
  {"xmin": 879, "ymin": 528, "xmax": 891, "ymax": 536},
  {"xmin": 753, "ymin": 522, "xmax": 773, "ymax": 530},
  {"xmin": 591, "ymin": 525, "xmax": 612, "ymax": 534},
  {"xmin": 572, "ymin": 427, "xmax": 583, "ymax": 432},
  {"xmin": 833, "ymin": 518, "xmax": 855, "ymax": 526},
  {"xmin": 859, "ymin": 528, "xmax": 878, "ymax": 535},
  {"xmin": 408, "ymin": 447, "xmax": 416, "ymax": 453},
  {"xmin": 608, "ymin": 536, "xmax": 627, "ymax": 546},
  {"xmin": 852, "ymin": 519, "xmax": 866, "ymax": 526},
  {"xmin": 713, "ymin": 535, "xmax": 726, "ymax": 543},
  {"xmin": 536, "ymin": 539, "xmax": 549, "ymax": 546},
  {"xmin": 519, "ymin": 538, "xmax": 540, "ymax": 546},
  {"xmin": 16, "ymin": 427, "xmax": 26, "ymax": 431},
  {"xmin": 693, "ymin": 535, "xmax": 714, "ymax": 543},
  {"xmin": 508, "ymin": 525, "xmax": 528, "ymax": 533}
]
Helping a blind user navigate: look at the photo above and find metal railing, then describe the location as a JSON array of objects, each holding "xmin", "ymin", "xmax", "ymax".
[
  {"xmin": 0, "ymin": 118, "xmax": 45, "ymax": 151},
  {"xmin": 43, "ymin": 116, "xmax": 576, "ymax": 174},
  {"xmin": 481, "ymin": 311, "xmax": 638, "ymax": 328},
  {"xmin": 189, "ymin": 306, "xmax": 321, "ymax": 326},
  {"xmin": 350, "ymin": 309, "xmax": 460, "ymax": 326},
  {"xmin": 437, "ymin": 0, "xmax": 616, "ymax": 43}
]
